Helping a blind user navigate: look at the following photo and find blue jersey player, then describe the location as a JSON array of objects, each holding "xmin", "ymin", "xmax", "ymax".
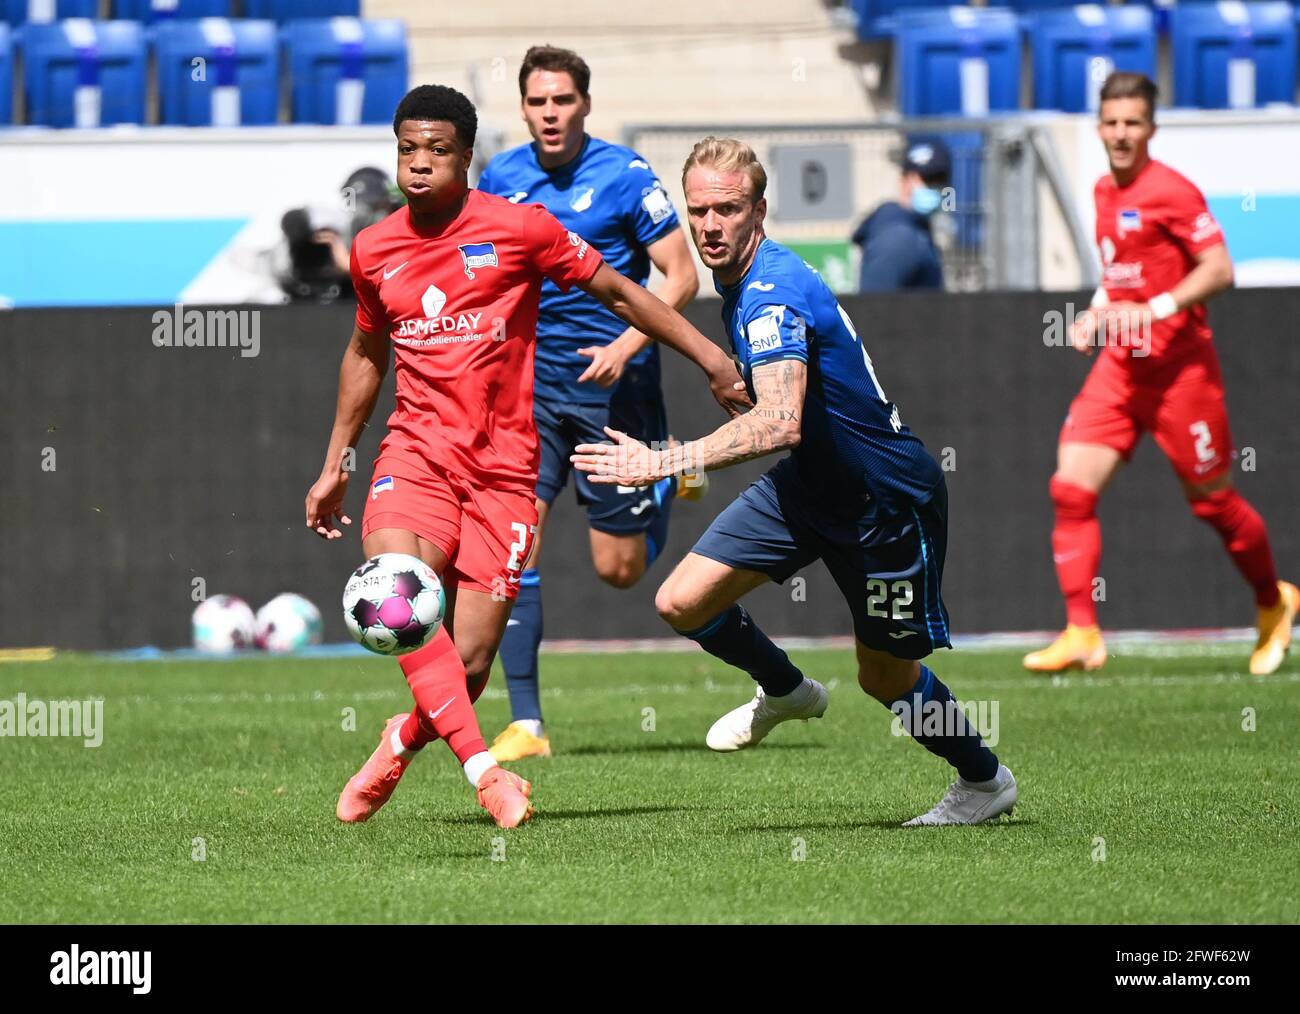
[
  {"xmin": 573, "ymin": 138, "xmax": 1018, "ymax": 825},
  {"xmin": 478, "ymin": 47, "xmax": 705, "ymax": 762}
]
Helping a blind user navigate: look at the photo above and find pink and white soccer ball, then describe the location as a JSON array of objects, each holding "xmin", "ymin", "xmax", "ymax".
[
  {"xmin": 255, "ymin": 593, "xmax": 324, "ymax": 653},
  {"xmin": 191, "ymin": 594, "xmax": 256, "ymax": 653},
  {"xmin": 342, "ymin": 553, "xmax": 446, "ymax": 656}
]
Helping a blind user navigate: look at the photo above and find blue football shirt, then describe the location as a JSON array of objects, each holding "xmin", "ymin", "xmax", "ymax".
[
  {"xmin": 479, "ymin": 135, "xmax": 681, "ymax": 404},
  {"xmin": 718, "ymin": 237, "xmax": 943, "ymax": 512}
]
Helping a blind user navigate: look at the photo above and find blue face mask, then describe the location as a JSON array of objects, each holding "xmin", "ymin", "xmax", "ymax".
[{"xmin": 911, "ymin": 186, "xmax": 942, "ymax": 216}]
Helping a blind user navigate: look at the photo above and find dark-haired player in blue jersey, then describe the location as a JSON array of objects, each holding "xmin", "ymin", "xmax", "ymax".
[
  {"xmin": 478, "ymin": 46, "xmax": 705, "ymax": 762},
  {"xmin": 573, "ymin": 138, "xmax": 1017, "ymax": 825}
]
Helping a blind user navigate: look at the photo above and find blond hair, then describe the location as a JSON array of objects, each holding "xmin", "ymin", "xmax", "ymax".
[{"xmin": 681, "ymin": 137, "xmax": 767, "ymax": 201}]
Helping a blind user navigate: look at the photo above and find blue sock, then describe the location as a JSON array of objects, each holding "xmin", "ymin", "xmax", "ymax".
[
  {"xmin": 677, "ymin": 604, "xmax": 803, "ymax": 696},
  {"xmin": 499, "ymin": 569, "xmax": 543, "ymax": 722},
  {"xmin": 644, "ymin": 476, "xmax": 676, "ymax": 567},
  {"xmin": 886, "ymin": 666, "xmax": 998, "ymax": 783}
]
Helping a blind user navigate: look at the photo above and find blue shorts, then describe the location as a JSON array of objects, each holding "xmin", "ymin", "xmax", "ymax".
[
  {"xmin": 691, "ymin": 461, "xmax": 951, "ymax": 660},
  {"xmin": 534, "ymin": 385, "xmax": 671, "ymax": 536}
]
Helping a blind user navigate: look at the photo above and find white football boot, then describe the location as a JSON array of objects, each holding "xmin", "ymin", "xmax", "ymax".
[
  {"xmin": 706, "ymin": 678, "xmax": 828, "ymax": 752},
  {"xmin": 903, "ymin": 764, "xmax": 1017, "ymax": 826}
]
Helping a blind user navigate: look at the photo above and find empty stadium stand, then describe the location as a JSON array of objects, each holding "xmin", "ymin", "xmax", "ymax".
[
  {"xmin": 22, "ymin": 18, "xmax": 147, "ymax": 127},
  {"xmin": 113, "ymin": 0, "xmax": 232, "ymax": 22},
  {"xmin": 1030, "ymin": 5, "xmax": 1158, "ymax": 113},
  {"xmin": 1170, "ymin": 1, "xmax": 1297, "ymax": 108},
  {"xmin": 2, "ymin": 0, "xmax": 96, "ymax": 27},
  {"xmin": 1, "ymin": 2, "xmax": 1299, "ymax": 130},
  {"xmin": 154, "ymin": 16, "xmax": 278, "ymax": 126},
  {"xmin": 282, "ymin": 17, "xmax": 408, "ymax": 125},
  {"xmin": 894, "ymin": 7, "xmax": 1022, "ymax": 116},
  {"xmin": 367, "ymin": 0, "xmax": 873, "ymax": 146}
]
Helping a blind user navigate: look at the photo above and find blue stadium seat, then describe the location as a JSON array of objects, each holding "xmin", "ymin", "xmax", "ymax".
[
  {"xmin": 895, "ymin": 7, "xmax": 1022, "ymax": 116},
  {"xmin": 2, "ymin": 0, "xmax": 96, "ymax": 27},
  {"xmin": 852, "ymin": 0, "xmax": 946, "ymax": 41},
  {"xmin": 1151, "ymin": 0, "xmax": 1175, "ymax": 37},
  {"xmin": 154, "ymin": 18, "xmax": 278, "ymax": 126},
  {"xmin": 113, "ymin": 1, "xmax": 233, "ymax": 23},
  {"xmin": 1031, "ymin": 5, "xmax": 1157, "ymax": 113},
  {"xmin": 1004, "ymin": 0, "xmax": 1086, "ymax": 11},
  {"xmin": 21, "ymin": 19, "xmax": 147, "ymax": 127},
  {"xmin": 283, "ymin": 18, "xmax": 408, "ymax": 126},
  {"xmin": 0, "ymin": 23, "xmax": 11, "ymax": 125},
  {"xmin": 245, "ymin": 0, "xmax": 360, "ymax": 19},
  {"xmin": 1171, "ymin": 1, "xmax": 1297, "ymax": 108}
]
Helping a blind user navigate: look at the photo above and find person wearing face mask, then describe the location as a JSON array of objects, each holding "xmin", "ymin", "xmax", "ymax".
[{"xmin": 852, "ymin": 136, "xmax": 951, "ymax": 293}]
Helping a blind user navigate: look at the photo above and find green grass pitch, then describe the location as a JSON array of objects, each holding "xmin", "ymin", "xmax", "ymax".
[{"xmin": 2, "ymin": 646, "xmax": 1297, "ymax": 923}]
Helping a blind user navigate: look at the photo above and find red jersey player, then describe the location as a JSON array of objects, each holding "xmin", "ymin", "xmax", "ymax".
[
  {"xmin": 1024, "ymin": 72, "xmax": 1296, "ymax": 676},
  {"xmin": 304, "ymin": 85, "xmax": 748, "ymax": 828}
]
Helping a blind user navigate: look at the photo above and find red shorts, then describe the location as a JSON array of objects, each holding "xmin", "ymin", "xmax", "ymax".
[
  {"xmin": 1061, "ymin": 351, "xmax": 1235, "ymax": 483},
  {"xmin": 360, "ymin": 460, "xmax": 538, "ymax": 600}
]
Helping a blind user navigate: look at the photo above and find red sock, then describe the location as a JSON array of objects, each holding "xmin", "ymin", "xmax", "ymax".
[
  {"xmin": 1190, "ymin": 489, "xmax": 1280, "ymax": 607},
  {"xmin": 1050, "ymin": 476, "xmax": 1102, "ymax": 628},
  {"xmin": 395, "ymin": 628, "xmax": 488, "ymax": 763}
]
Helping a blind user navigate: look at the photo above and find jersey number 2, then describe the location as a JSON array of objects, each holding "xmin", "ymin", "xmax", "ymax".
[
  {"xmin": 1190, "ymin": 421, "xmax": 1215, "ymax": 464},
  {"xmin": 506, "ymin": 522, "xmax": 533, "ymax": 573}
]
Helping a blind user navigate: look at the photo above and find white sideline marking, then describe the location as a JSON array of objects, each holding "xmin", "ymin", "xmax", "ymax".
[
  {"xmin": 91, "ymin": 626, "xmax": 1258, "ymax": 664},
  {"xmin": 112, "ymin": 667, "xmax": 1299, "ymax": 709}
]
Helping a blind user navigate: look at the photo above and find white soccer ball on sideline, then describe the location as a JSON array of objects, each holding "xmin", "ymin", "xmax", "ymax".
[
  {"xmin": 254, "ymin": 593, "xmax": 324, "ymax": 653},
  {"xmin": 342, "ymin": 553, "xmax": 445, "ymax": 656},
  {"xmin": 192, "ymin": 594, "xmax": 256, "ymax": 653}
]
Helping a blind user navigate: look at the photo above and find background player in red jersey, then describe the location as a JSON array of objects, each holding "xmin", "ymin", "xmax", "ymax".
[
  {"xmin": 304, "ymin": 85, "xmax": 748, "ymax": 828},
  {"xmin": 1024, "ymin": 72, "xmax": 1297, "ymax": 676}
]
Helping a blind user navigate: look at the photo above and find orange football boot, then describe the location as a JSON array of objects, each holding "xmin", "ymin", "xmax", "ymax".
[
  {"xmin": 665, "ymin": 436, "xmax": 709, "ymax": 501},
  {"xmin": 1249, "ymin": 581, "xmax": 1299, "ymax": 676},
  {"xmin": 476, "ymin": 766, "xmax": 535, "ymax": 828},
  {"xmin": 489, "ymin": 721, "xmax": 553, "ymax": 762},
  {"xmin": 1022, "ymin": 624, "xmax": 1107, "ymax": 673},
  {"xmin": 336, "ymin": 713, "xmax": 411, "ymax": 823}
]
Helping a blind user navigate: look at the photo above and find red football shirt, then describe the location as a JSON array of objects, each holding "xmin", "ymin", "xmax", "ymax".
[
  {"xmin": 1094, "ymin": 158, "xmax": 1226, "ymax": 370},
  {"xmin": 350, "ymin": 190, "xmax": 603, "ymax": 491}
]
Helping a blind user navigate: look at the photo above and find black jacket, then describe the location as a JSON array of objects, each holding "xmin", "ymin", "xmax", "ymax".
[{"xmin": 852, "ymin": 201, "xmax": 944, "ymax": 292}]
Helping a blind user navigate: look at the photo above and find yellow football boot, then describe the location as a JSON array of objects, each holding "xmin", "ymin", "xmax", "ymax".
[
  {"xmin": 1249, "ymin": 581, "xmax": 1299, "ymax": 676},
  {"xmin": 665, "ymin": 436, "xmax": 709, "ymax": 502},
  {"xmin": 489, "ymin": 721, "xmax": 553, "ymax": 762},
  {"xmin": 675, "ymin": 470, "xmax": 709, "ymax": 502},
  {"xmin": 1022, "ymin": 624, "xmax": 1107, "ymax": 673}
]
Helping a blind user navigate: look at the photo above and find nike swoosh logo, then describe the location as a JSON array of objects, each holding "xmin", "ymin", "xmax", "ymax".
[
  {"xmin": 428, "ymin": 697, "xmax": 456, "ymax": 721},
  {"xmin": 889, "ymin": 631, "xmax": 917, "ymax": 640},
  {"xmin": 1053, "ymin": 551, "xmax": 1081, "ymax": 564},
  {"xmin": 747, "ymin": 281, "xmax": 774, "ymax": 291},
  {"xmin": 383, "ymin": 261, "xmax": 408, "ymax": 280},
  {"xmin": 506, "ymin": 619, "xmax": 521, "ymax": 627},
  {"xmin": 630, "ymin": 498, "xmax": 653, "ymax": 516}
]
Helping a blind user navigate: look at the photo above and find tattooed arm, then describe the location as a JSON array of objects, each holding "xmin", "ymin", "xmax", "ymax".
[
  {"xmin": 668, "ymin": 358, "xmax": 805, "ymax": 473},
  {"xmin": 570, "ymin": 358, "xmax": 806, "ymax": 487}
]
